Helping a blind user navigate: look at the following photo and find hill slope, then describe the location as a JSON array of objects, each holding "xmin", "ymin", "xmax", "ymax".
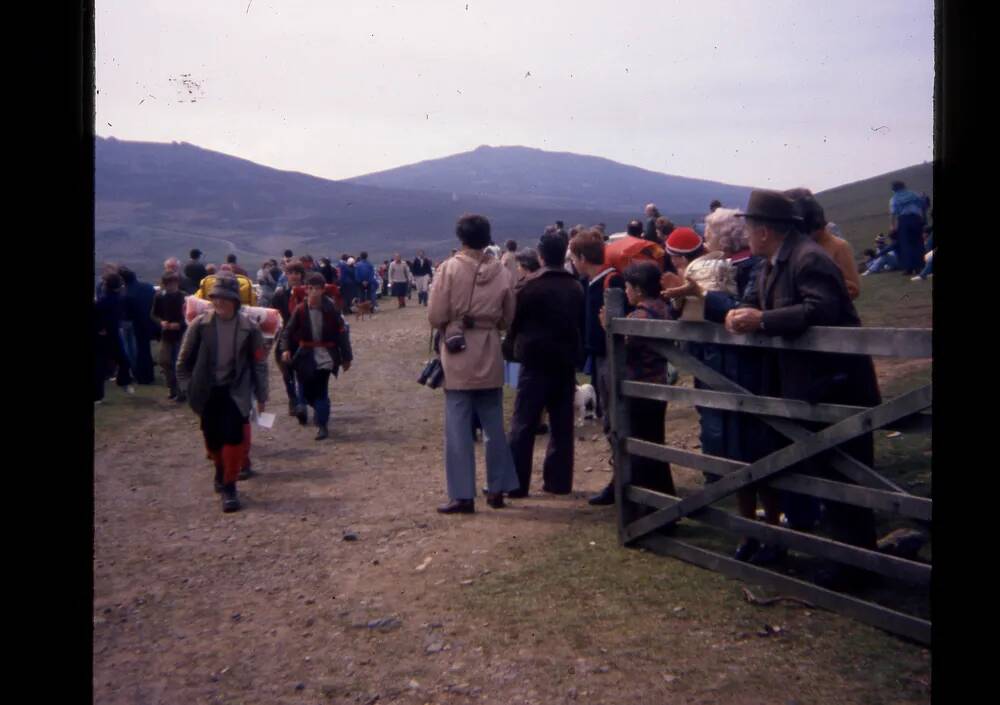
[
  {"xmin": 816, "ymin": 162, "xmax": 933, "ymax": 254},
  {"xmin": 95, "ymin": 138, "xmax": 655, "ymax": 280},
  {"xmin": 346, "ymin": 144, "xmax": 752, "ymax": 214}
]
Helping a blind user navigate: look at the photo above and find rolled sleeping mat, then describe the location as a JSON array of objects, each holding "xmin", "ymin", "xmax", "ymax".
[{"xmin": 184, "ymin": 296, "xmax": 282, "ymax": 338}]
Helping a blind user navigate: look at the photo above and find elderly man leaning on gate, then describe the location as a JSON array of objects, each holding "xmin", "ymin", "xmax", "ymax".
[{"xmin": 725, "ymin": 188, "xmax": 882, "ymax": 591}]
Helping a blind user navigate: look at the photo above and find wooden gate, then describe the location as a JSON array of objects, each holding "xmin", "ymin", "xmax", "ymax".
[{"xmin": 603, "ymin": 288, "xmax": 932, "ymax": 644}]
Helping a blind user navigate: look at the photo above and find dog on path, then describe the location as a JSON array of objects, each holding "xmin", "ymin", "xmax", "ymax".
[
  {"xmin": 574, "ymin": 383, "xmax": 597, "ymax": 426},
  {"xmin": 353, "ymin": 298, "xmax": 375, "ymax": 321}
]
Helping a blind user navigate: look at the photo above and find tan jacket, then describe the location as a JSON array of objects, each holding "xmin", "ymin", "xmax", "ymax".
[
  {"xmin": 428, "ymin": 249, "xmax": 515, "ymax": 390},
  {"xmin": 815, "ymin": 228, "xmax": 861, "ymax": 300}
]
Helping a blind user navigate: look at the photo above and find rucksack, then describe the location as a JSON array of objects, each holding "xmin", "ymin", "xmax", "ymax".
[
  {"xmin": 604, "ymin": 235, "xmax": 665, "ymax": 276},
  {"xmin": 195, "ymin": 273, "xmax": 258, "ymax": 306}
]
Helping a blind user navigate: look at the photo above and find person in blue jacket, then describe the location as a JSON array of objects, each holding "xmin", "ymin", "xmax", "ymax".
[{"xmin": 354, "ymin": 251, "xmax": 378, "ymax": 307}]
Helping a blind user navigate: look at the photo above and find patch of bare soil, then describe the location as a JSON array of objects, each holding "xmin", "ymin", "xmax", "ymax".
[{"xmin": 93, "ymin": 301, "xmax": 930, "ymax": 705}]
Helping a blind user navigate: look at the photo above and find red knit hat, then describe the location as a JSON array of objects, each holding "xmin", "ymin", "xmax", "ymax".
[{"xmin": 665, "ymin": 227, "xmax": 703, "ymax": 256}]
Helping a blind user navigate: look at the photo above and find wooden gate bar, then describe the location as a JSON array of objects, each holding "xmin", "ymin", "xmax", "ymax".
[
  {"xmin": 622, "ymin": 385, "xmax": 933, "ymax": 543},
  {"xmin": 638, "ymin": 534, "xmax": 932, "ymax": 645},
  {"xmin": 609, "ymin": 318, "xmax": 933, "ymax": 358},
  {"xmin": 625, "ymin": 439, "xmax": 933, "ymax": 521},
  {"xmin": 655, "ymin": 342, "xmax": 917, "ymax": 495},
  {"xmin": 626, "ymin": 486, "xmax": 931, "ymax": 584},
  {"xmin": 623, "ymin": 380, "xmax": 932, "ymax": 431}
]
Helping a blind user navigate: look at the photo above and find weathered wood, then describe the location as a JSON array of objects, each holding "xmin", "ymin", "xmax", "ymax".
[
  {"xmin": 608, "ymin": 318, "xmax": 933, "ymax": 358},
  {"xmin": 637, "ymin": 534, "xmax": 931, "ymax": 644},
  {"xmin": 622, "ymin": 385, "xmax": 933, "ymax": 543},
  {"xmin": 656, "ymin": 342, "xmax": 916, "ymax": 494},
  {"xmin": 626, "ymin": 486, "xmax": 931, "ymax": 585},
  {"xmin": 604, "ymin": 288, "xmax": 635, "ymax": 542},
  {"xmin": 625, "ymin": 439, "xmax": 932, "ymax": 521}
]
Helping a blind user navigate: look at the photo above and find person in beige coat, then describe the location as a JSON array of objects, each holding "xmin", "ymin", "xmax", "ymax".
[{"xmin": 428, "ymin": 214, "xmax": 520, "ymax": 513}]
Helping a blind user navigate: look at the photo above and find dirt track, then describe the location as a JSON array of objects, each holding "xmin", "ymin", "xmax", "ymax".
[{"xmin": 93, "ymin": 301, "xmax": 931, "ymax": 705}]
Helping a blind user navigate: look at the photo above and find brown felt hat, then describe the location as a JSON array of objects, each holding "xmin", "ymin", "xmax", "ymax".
[{"xmin": 736, "ymin": 189, "xmax": 804, "ymax": 224}]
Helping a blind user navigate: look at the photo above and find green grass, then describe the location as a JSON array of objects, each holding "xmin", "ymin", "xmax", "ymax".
[{"xmin": 459, "ymin": 520, "xmax": 931, "ymax": 703}]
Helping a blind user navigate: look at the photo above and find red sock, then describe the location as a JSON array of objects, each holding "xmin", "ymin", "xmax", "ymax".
[{"xmin": 221, "ymin": 444, "xmax": 244, "ymax": 485}]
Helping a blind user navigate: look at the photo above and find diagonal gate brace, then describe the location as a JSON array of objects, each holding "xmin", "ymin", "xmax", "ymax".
[{"xmin": 621, "ymin": 384, "xmax": 932, "ymax": 544}]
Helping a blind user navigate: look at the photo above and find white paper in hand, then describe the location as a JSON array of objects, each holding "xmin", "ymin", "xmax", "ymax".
[{"xmin": 255, "ymin": 411, "xmax": 276, "ymax": 429}]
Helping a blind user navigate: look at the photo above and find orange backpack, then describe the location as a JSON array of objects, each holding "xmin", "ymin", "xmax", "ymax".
[{"xmin": 602, "ymin": 236, "xmax": 665, "ymax": 288}]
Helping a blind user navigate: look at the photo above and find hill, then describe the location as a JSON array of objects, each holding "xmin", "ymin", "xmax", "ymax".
[
  {"xmin": 346, "ymin": 144, "xmax": 752, "ymax": 214},
  {"xmin": 816, "ymin": 162, "xmax": 933, "ymax": 255},
  {"xmin": 95, "ymin": 138, "xmax": 690, "ymax": 281}
]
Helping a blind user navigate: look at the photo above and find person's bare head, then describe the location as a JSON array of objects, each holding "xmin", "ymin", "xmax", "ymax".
[
  {"xmin": 394, "ymin": 253, "xmax": 401, "ymax": 262},
  {"xmin": 286, "ymin": 260, "xmax": 306, "ymax": 287},
  {"xmin": 568, "ymin": 230, "xmax": 606, "ymax": 278},
  {"xmin": 163, "ymin": 257, "xmax": 181, "ymax": 272},
  {"xmin": 305, "ymin": 272, "xmax": 326, "ymax": 307},
  {"xmin": 644, "ymin": 203, "xmax": 659, "ymax": 218}
]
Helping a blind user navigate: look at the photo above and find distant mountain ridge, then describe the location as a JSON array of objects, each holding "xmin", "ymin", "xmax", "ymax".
[
  {"xmin": 345, "ymin": 144, "xmax": 753, "ymax": 214},
  {"xmin": 94, "ymin": 137, "xmax": 930, "ymax": 282}
]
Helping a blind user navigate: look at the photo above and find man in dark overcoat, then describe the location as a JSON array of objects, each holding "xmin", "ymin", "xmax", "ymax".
[
  {"xmin": 504, "ymin": 232, "xmax": 585, "ymax": 496},
  {"xmin": 726, "ymin": 189, "xmax": 882, "ymax": 589}
]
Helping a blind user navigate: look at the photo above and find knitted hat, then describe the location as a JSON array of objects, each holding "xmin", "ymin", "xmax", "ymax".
[{"xmin": 665, "ymin": 227, "xmax": 704, "ymax": 256}]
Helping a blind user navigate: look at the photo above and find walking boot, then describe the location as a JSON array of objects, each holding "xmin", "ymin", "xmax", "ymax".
[
  {"xmin": 288, "ymin": 400, "xmax": 297, "ymax": 416},
  {"xmin": 221, "ymin": 483, "xmax": 241, "ymax": 513},
  {"xmin": 437, "ymin": 498, "xmax": 475, "ymax": 514},
  {"xmin": 588, "ymin": 483, "xmax": 615, "ymax": 506},
  {"xmin": 295, "ymin": 405, "xmax": 308, "ymax": 425},
  {"xmin": 315, "ymin": 425, "xmax": 329, "ymax": 441}
]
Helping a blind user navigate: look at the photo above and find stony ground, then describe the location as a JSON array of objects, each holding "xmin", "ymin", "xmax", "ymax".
[{"xmin": 93, "ymin": 298, "xmax": 931, "ymax": 705}]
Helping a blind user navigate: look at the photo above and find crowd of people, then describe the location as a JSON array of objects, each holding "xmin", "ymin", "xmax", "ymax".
[{"xmin": 94, "ymin": 181, "xmax": 920, "ymax": 590}]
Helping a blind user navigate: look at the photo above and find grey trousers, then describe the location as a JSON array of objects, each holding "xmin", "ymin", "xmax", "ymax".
[{"xmin": 444, "ymin": 388, "xmax": 520, "ymax": 500}]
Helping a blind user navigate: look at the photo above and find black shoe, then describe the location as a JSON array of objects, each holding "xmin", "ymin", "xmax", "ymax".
[
  {"xmin": 295, "ymin": 405, "xmax": 308, "ymax": 425},
  {"xmin": 734, "ymin": 538, "xmax": 761, "ymax": 562},
  {"xmin": 214, "ymin": 467, "xmax": 224, "ymax": 493},
  {"xmin": 315, "ymin": 425, "xmax": 329, "ymax": 441},
  {"xmin": 237, "ymin": 466, "xmax": 255, "ymax": 481},
  {"xmin": 535, "ymin": 423, "xmax": 549, "ymax": 435},
  {"xmin": 542, "ymin": 485, "xmax": 571, "ymax": 495},
  {"xmin": 486, "ymin": 493, "xmax": 505, "ymax": 509},
  {"xmin": 506, "ymin": 488, "xmax": 529, "ymax": 499},
  {"xmin": 588, "ymin": 484, "xmax": 615, "ymax": 506},
  {"xmin": 749, "ymin": 544, "xmax": 787, "ymax": 566},
  {"xmin": 222, "ymin": 483, "xmax": 241, "ymax": 513},
  {"xmin": 437, "ymin": 499, "xmax": 475, "ymax": 514}
]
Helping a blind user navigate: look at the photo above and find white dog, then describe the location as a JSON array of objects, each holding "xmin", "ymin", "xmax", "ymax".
[{"xmin": 574, "ymin": 383, "xmax": 597, "ymax": 426}]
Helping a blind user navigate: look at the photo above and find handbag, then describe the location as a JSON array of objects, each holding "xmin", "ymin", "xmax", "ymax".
[{"xmin": 417, "ymin": 329, "xmax": 445, "ymax": 389}]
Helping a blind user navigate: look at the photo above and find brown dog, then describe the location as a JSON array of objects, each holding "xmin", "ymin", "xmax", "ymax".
[{"xmin": 354, "ymin": 298, "xmax": 375, "ymax": 321}]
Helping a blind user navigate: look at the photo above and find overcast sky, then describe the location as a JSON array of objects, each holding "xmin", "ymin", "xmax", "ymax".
[{"xmin": 95, "ymin": 0, "xmax": 934, "ymax": 192}]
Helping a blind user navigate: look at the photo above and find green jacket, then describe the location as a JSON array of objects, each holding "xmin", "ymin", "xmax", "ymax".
[{"xmin": 176, "ymin": 309, "xmax": 269, "ymax": 417}]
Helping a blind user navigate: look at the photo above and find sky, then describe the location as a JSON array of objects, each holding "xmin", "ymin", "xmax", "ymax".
[{"xmin": 95, "ymin": 0, "xmax": 934, "ymax": 192}]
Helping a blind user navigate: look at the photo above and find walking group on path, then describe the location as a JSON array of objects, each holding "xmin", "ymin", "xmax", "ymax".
[{"xmin": 95, "ymin": 180, "xmax": 923, "ymax": 592}]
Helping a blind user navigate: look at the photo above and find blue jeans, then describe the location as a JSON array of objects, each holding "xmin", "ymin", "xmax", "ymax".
[
  {"xmin": 865, "ymin": 252, "xmax": 899, "ymax": 274},
  {"xmin": 444, "ymin": 389, "xmax": 520, "ymax": 500},
  {"xmin": 301, "ymin": 370, "xmax": 331, "ymax": 427},
  {"xmin": 120, "ymin": 322, "xmax": 137, "ymax": 372}
]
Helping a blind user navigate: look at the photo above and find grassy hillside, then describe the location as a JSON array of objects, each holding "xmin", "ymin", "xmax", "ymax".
[{"xmin": 816, "ymin": 162, "xmax": 932, "ymax": 255}]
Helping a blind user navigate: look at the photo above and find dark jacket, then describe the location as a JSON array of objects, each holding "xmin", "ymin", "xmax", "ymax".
[
  {"xmin": 150, "ymin": 290, "xmax": 188, "ymax": 343},
  {"xmin": 123, "ymin": 280, "xmax": 157, "ymax": 340},
  {"xmin": 176, "ymin": 310, "xmax": 270, "ymax": 417},
  {"xmin": 740, "ymin": 231, "xmax": 880, "ymax": 407},
  {"xmin": 582, "ymin": 268, "xmax": 624, "ymax": 358},
  {"xmin": 281, "ymin": 297, "xmax": 354, "ymax": 377},
  {"xmin": 184, "ymin": 260, "xmax": 208, "ymax": 289},
  {"xmin": 506, "ymin": 268, "xmax": 584, "ymax": 369},
  {"xmin": 319, "ymin": 263, "xmax": 337, "ymax": 284},
  {"xmin": 411, "ymin": 257, "xmax": 433, "ymax": 277}
]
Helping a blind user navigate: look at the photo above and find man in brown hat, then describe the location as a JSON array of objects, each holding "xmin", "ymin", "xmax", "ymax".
[
  {"xmin": 725, "ymin": 189, "xmax": 881, "ymax": 589},
  {"xmin": 177, "ymin": 273, "xmax": 269, "ymax": 513}
]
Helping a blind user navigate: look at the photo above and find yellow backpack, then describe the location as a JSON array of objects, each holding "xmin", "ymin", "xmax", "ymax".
[{"xmin": 195, "ymin": 273, "xmax": 258, "ymax": 306}]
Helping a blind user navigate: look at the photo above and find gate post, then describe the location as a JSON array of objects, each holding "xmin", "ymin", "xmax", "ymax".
[{"xmin": 603, "ymin": 287, "xmax": 634, "ymax": 544}]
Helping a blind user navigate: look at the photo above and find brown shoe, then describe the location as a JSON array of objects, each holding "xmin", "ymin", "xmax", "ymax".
[
  {"xmin": 486, "ymin": 492, "xmax": 505, "ymax": 509},
  {"xmin": 437, "ymin": 499, "xmax": 475, "ymax": 514}
]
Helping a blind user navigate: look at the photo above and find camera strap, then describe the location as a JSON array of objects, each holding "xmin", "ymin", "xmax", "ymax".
[{"xmin": 461, "ymin": 257, "xmax": 484, "ymax": 328}]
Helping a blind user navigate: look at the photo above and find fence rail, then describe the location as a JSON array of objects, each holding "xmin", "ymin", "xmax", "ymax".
[{"xmin": 603, "ymin": 288, "xmax": 932, "ymax": 644}]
